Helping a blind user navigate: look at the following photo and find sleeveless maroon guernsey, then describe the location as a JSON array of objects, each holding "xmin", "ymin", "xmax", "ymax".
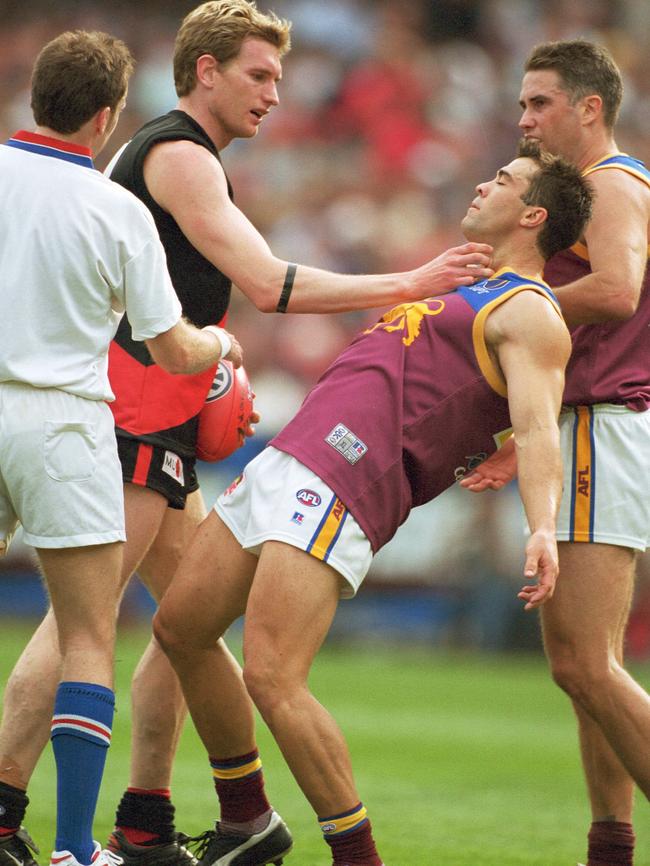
[
  {"xmin": 271, "ymin": 271, "xmax": 561, "ymax": 552},
  {"xmin": 544, "ymin": 153, "xmax": 650, "ymax": 412}
]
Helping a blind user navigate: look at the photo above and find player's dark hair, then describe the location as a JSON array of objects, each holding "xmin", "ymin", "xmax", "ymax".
[
  {"xmin": 174, "ymin": 0, "xmax": 291, "ymax": 97},
  {"xmin": 517, "ymin": 138, "xmax": 594, "ymax": 260},
  {"xmin": 31, "ymin": 30, "xmax": 134, "ymax": 134},
  {"xmin": 525, "ymin": 39, "xmax": 623, "ymax": 130}
]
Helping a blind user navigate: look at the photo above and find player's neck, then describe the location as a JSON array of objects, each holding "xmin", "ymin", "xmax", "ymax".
[
  {"xmin": 176, "ymin": 97, "xmax": 232, "ymax": 151},
  {"xmin": 490, "ymin": 241, "xmax": 543, "ymax": 282},
  {"xmin": 572, "ymin": 132, "xmax": 619, "ymax": 172}
]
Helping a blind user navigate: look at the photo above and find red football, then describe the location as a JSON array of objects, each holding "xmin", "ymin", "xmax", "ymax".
[{"xmin": 196, "ymin": 361, "xmax": 254, "ymax": 462}]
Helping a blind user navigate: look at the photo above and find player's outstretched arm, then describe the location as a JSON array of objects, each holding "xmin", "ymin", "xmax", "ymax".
[
  {"xmin": 552, "ymin": 169, "xmax": 649, "ymax": 326},
  {"xmin": 487, "ymin": 291, "xmax": 571, "ymax": 609},
  {"xmin": 144, "ymin": 140, "xmax": 494, "ymax": 314}
]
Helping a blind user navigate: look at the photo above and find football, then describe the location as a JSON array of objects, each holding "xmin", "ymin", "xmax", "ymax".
[{"xmin": 196, "ymin": 360, "xmax": 254, "ymax": 462}]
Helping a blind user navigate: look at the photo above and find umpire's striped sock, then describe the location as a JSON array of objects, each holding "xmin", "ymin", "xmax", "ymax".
[{"xmin": 51, "ymin": 682, "xmax": 114, "ymax": 865}]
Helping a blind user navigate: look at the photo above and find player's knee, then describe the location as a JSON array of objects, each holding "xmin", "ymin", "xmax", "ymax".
[
  {"xmin": 152, "ymin": 607, "xmax": 182, "ymax": 661},
  {"xmin": 242, "ymin": 657, "xmax": 291, "ymax": 722},
  {"xmin": 549, "ymin": 652, "xmax": 610, "ymax": 703}
]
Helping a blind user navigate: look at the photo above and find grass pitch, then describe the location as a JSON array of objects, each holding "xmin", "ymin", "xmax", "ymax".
[{"xmin": 1, "ymin": 621, "xmax": 648, "ymax": 866}]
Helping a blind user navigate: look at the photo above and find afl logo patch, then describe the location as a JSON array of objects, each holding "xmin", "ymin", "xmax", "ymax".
[
  {"xmin": 296, "ymin": 489, "xmax": 322, "ymax": 507},
  {"xmin": 205, "ymin": 361, "xmax": 233, "ymax": 402}
]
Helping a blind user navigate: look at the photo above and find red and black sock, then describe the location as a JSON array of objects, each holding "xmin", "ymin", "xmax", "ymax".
[
  {"xmin": 0, "ymin": 781, "xmax": 28, "ymax": 836},
  {"xmin": 114, "ymin": 787, "xmax": 176, "ymax": 846}
]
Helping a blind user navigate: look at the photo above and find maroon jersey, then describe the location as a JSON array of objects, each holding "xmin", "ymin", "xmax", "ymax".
[
  {"xmin": 544, "ymin": 154, "xmax": 650, "ymax": 412},
  {"xmin": 272, "ymin": 271, "xmax": 561, "ymax": 552}
]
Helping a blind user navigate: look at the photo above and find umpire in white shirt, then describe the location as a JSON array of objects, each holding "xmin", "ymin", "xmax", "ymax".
[{"xmin": 0, "ymin": 30, "xmax": 241, "ymax": 866}]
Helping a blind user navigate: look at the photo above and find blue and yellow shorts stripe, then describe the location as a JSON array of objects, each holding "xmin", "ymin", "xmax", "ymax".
[
  {"xmin": 568, "ymin": 405, "xmax": 596, "ymax": 542},
  {"xmin": 306, "ymin": 494, "xmax": 349, "ymax": 563}
]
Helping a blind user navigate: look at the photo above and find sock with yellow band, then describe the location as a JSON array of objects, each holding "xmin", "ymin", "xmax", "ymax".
[
  {"xmin": 210, "ymin": 749, "xmax": 271, "ymax": 832},
  {"xmin": 319, "ymin": 802, "xmax": 383, "ymax": 865}
]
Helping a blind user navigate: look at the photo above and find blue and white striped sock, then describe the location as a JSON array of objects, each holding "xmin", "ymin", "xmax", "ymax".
[{"xmin": 51, "ymin": 681, "xmax": 114, "ymax": 865}]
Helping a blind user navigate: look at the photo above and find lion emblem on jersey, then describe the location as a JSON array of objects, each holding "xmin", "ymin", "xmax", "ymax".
[{"xmin": 364, "ymin": 299, "xmax": 445, "ymax": 346}]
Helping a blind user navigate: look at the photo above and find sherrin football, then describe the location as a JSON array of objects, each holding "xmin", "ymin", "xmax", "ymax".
[{"xmin": 196, "ymin": 360, "xmax": 254, "ymax": 462}]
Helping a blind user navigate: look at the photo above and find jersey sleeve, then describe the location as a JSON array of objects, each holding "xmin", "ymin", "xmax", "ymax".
[{"xmin": 120, "ymin": 235, "xmax": 183, "ymax": 341}]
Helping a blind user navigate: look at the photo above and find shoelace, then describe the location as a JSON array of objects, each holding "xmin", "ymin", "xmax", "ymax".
[
  {"xmin": 177, "ymin": 830, "xmax": 215, "ymax": 862},
  {"xmin": 171, "ymin": 834, "xmax": 198, "ymax": 865}
]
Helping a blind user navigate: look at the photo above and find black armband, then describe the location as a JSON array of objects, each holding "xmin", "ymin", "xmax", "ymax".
[{"xmin": 276, "ymin": 263, "xmax": 297, "ymax": 313}]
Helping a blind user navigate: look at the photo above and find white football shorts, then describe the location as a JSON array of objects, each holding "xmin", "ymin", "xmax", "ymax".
[
  {"xmin": 215, "ymin": 446, "xmax": 373, "ymax": 597},
  {"xmin": 0, "ymin": 382, "xmax": 125, "ymax": 548},
  {"xmin": 556, "ymin": 404, "xmax": 650, "ymax": 551}
]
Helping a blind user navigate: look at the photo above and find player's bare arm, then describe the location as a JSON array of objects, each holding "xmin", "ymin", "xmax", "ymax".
[
  {"xmin": 487, "ymin": 291, "xmax": 571, "ymax": 608},
  {"xmin": 146, "ymin": 317, "xmax": 242, "ymax": 375},
  {"xmin": 144, "ymin": 139, "xmax": 494, "ymax": 314},
  {"xmin": 552, "ymin": 168, "xmax": 650, "ymax": 326}
]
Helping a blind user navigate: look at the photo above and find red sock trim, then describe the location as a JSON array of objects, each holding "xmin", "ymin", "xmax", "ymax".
[
  {"xmin": 126, "ymin": 787, "xmax": 171, "ymax": 798},
  {"xmin": 0, "ymin": 828, "xmax": 19, "ymax": 837},
  {"xmin": 117, "ymin": 829, "xmax": 160, "ymax": 846}
]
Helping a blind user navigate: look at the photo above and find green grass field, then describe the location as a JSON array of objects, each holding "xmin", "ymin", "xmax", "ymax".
[{"xmin": 1, "ymin": 621, "xmax": 648, "ymax": 866}]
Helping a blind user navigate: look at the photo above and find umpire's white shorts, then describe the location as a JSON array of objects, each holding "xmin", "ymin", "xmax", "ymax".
[
  {"xmin": 0, "ymin": 382, "xmax": 125, "ymax": 549},
  {"xmin": 556, "ymin": 403, "xmax": 650, "ymax": 551},
  {"xmin": 215, "ymin": 446, "xmax": 372, "ymax": 597}
]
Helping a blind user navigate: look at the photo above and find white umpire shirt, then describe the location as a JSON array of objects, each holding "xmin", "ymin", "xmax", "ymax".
[{"xmin": 0, "ymin": 130, "xmax": 182, "ymax": 402}]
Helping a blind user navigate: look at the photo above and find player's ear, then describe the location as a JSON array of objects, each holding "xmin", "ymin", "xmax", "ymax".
[
  {"xmin": 581, "ymin": 93, "xmax": 602, "ymax": 126},
  {"xmin": 521, "ymin": 206, "xmax": 547, "ymax": 229},
  {"xmin": 196, "ymin": 54, "xmax": 219, "ymax": 88},
  {"xmin": 95, "ymin": 106, "xmax": 112, "ymax": 136}
]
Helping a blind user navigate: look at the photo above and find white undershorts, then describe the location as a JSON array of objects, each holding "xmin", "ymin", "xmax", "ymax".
[
  {"xmin": 0, "ymin": 382, "xmax": 125, "ymax": 548},
  {"xmin": 556, "ymin": 404, "xmax": 650, "ymax": 551},
  {"xmin": 215, "ymin": 446, "xmax": 372, "ymax": 597}
]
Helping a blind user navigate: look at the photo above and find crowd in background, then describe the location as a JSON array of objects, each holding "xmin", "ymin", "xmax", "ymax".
[{"xmin": 1, "ymin": 0, "xmax": 649, "ymax": 653}]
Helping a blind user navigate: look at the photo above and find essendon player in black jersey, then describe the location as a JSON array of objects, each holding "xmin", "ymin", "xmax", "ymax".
[{"xmin": 0, "ymin": 4, "xmax": 496, "ymax": 866}]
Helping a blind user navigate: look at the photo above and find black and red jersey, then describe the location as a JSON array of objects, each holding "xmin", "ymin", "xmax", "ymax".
[{"xmin": 107, "ymin": 110, "xmax": 233, "ymax": 455}]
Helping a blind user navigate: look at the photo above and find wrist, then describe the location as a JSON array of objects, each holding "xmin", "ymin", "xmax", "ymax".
[{"xmin": 203, "ymin": 325, "xmax": 231, "ymax": 359}]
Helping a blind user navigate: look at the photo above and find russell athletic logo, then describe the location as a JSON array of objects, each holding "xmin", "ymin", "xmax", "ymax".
[{"xmin": 296, "ymin": 489, "xmax": 322, "ymax": 507}]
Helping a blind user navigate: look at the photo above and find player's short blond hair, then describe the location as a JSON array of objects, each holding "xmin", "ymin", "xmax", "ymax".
[{"xmin": 174, "ymin": 0, "xmax": 291, "ymax": 97}]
